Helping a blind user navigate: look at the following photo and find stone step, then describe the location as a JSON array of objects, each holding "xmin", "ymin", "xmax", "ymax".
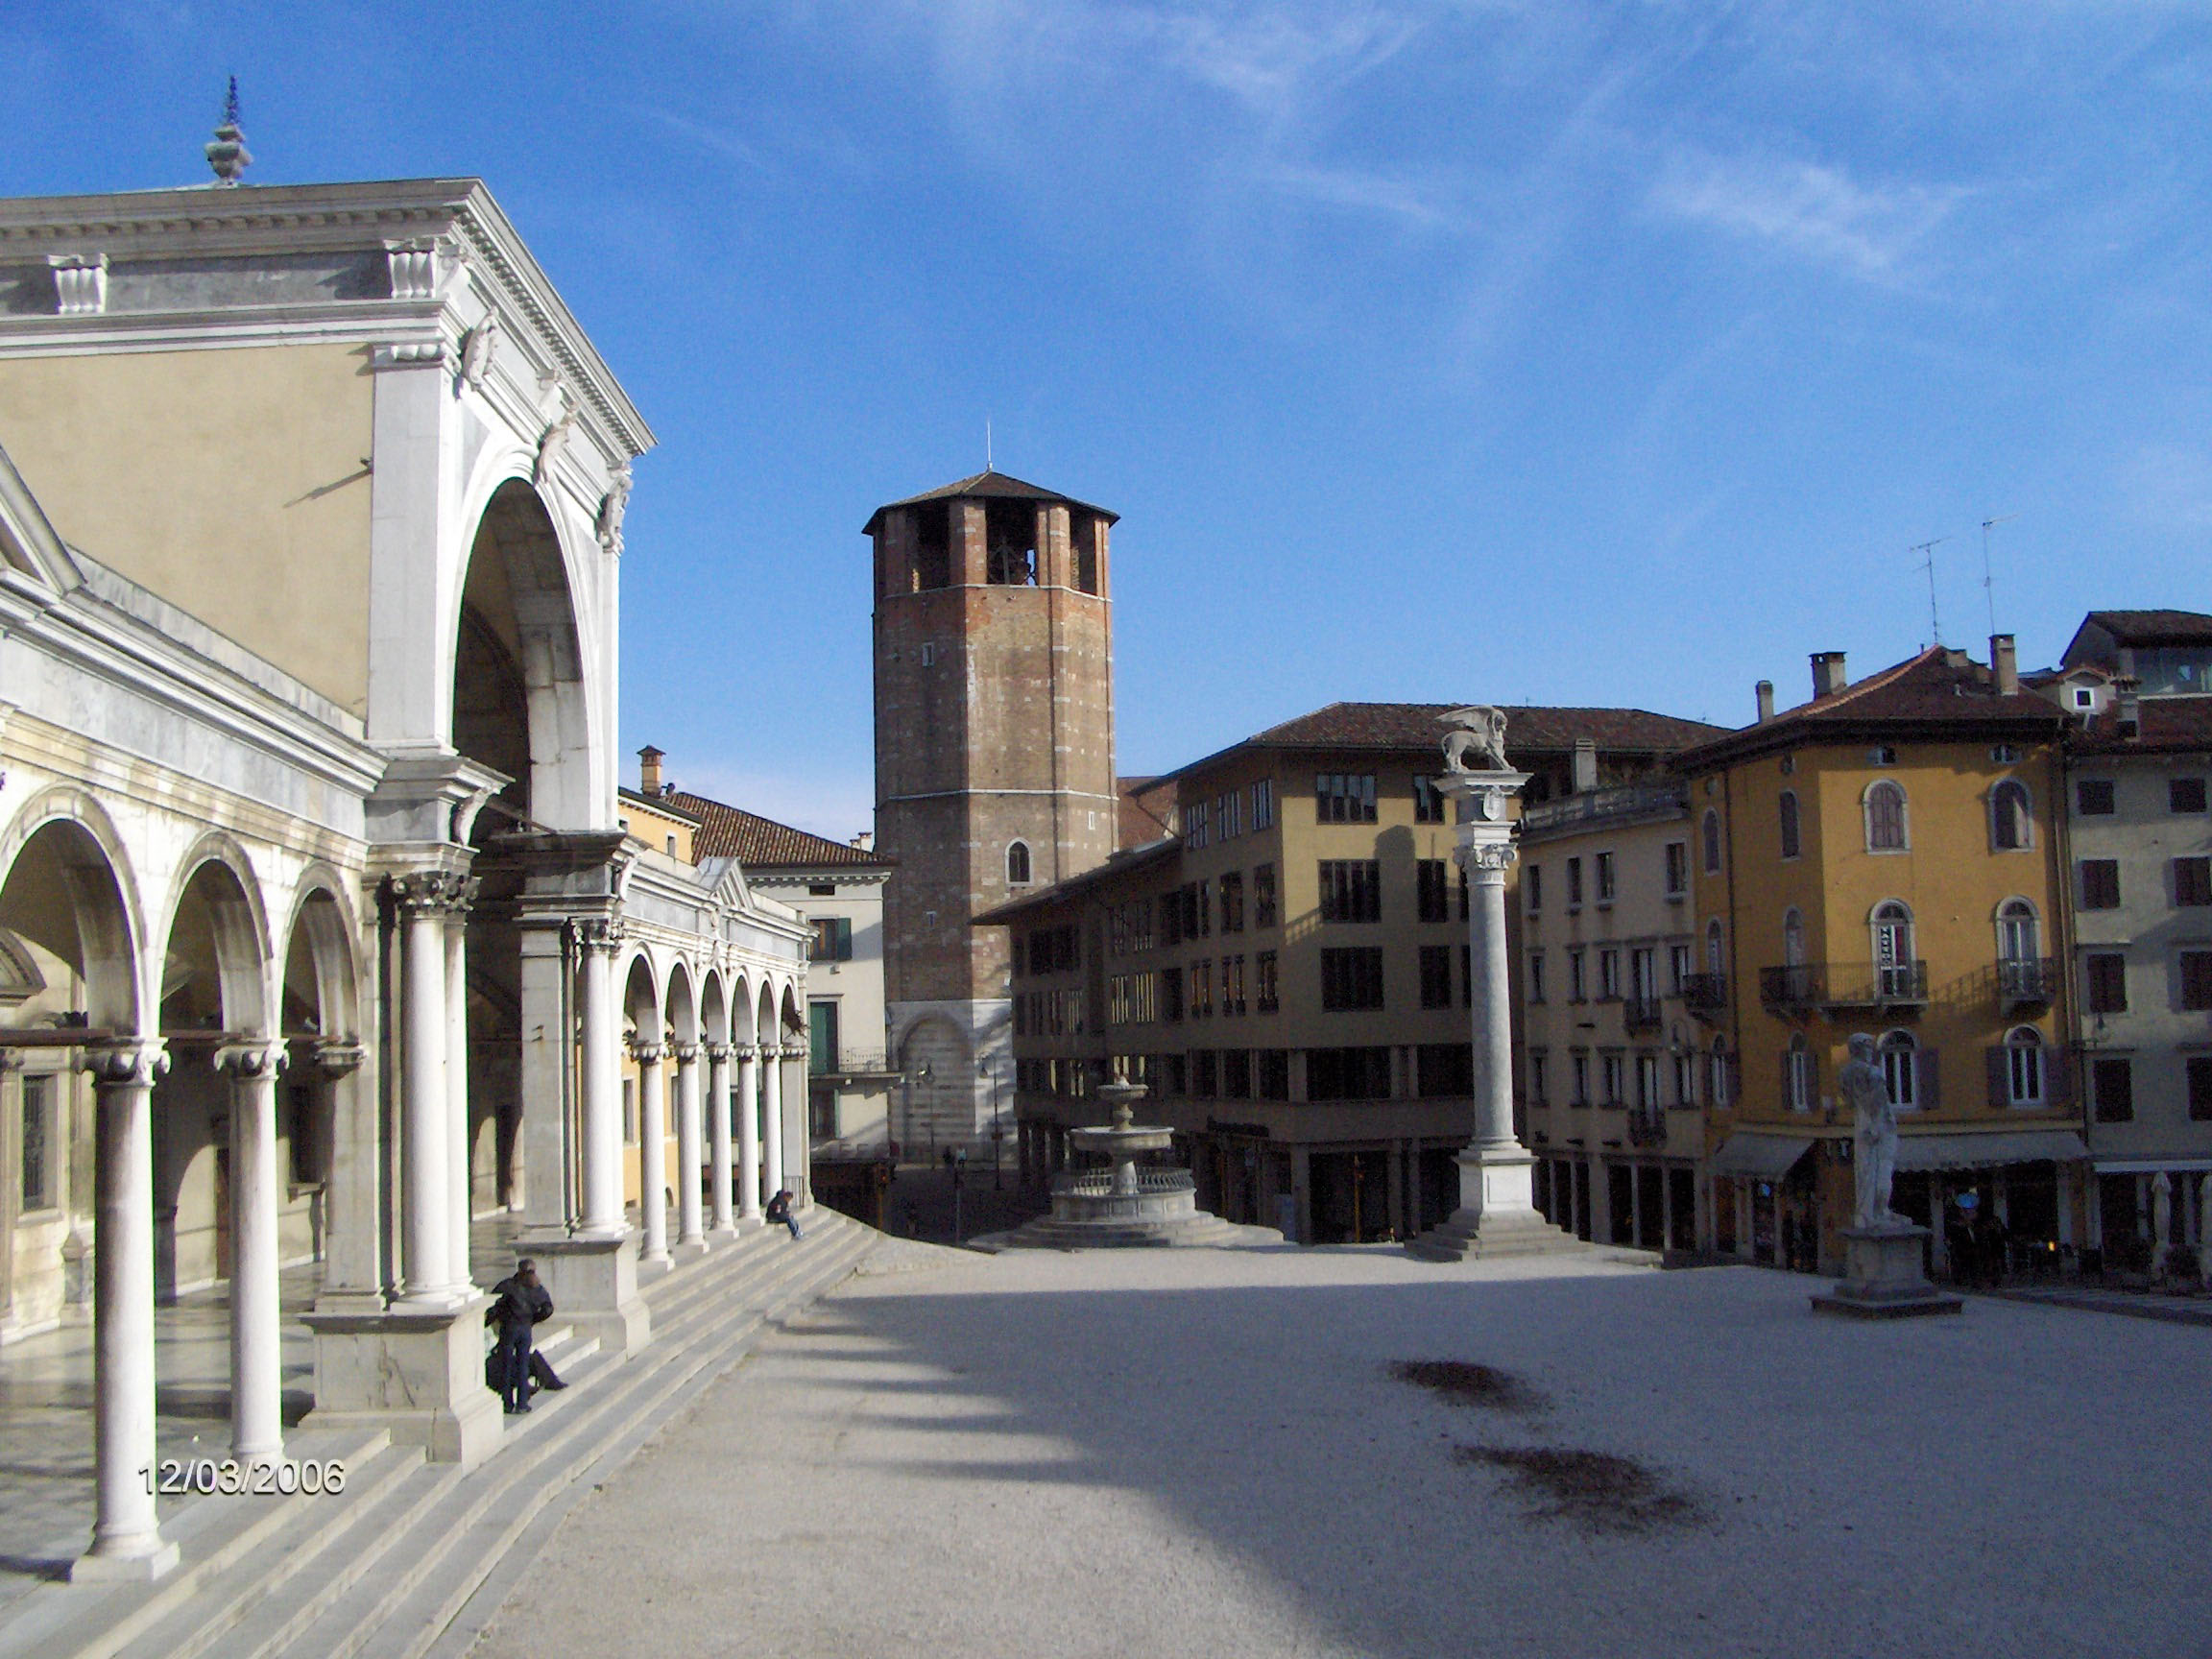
[
  {"xmin": 0, "ymin": 1426, "xmax": 394, "ymax": 1659},
  {"xmin": 0, "ymin": 1213, "xmax": 881, "ymax": 1659},
  {"xmin": 266, "ymin": 1218, "xmax": 877, "ymax": 1659},
  {"xmin": 340, "ymin": 1225, "xmax": 879, "ymax": 1659}
]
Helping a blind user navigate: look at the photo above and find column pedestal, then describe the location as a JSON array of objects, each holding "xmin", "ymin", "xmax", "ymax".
[
  {"xmin": 301, "ymin": 1298, "xmax": 504, "ymax": 1466},
  {"xmin": 517, "ymin": 1230, "xmax": 650, "ymax": 1356}
]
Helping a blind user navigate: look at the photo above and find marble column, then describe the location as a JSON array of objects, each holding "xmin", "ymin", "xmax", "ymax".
[
  {"xmin": 782, "ymin": 1044, "xmax": 810, "ymax": 1206},
  {"xmin": 75, "ymin": 1040, "xmax": 178, "ymax": 1581},
  {"xmin": 576, "ymin": 919, "xmax": 624, "ymax": 1237},
  {"xmin": 310, "ymin": 1042, "xmax": 372, "ymax": 1306},
  {"xmin": 214, "ymin": 1039, "xmax": 287, "ymax": 1467},
  {"xmin": 395, "ymin": 873, "xmax": 466, "ymax": 1304},
  {"xmin": 633, "ymin": 1040, "xmax": 669, "ymax": 1265},
  {"xmin": 736, "ymin": 1045, "xmax": 763, "ymax": 1221},
  {"xmin": 1407, "ymin": 752, "xmax": 1580, "ymax": 1262},
  {"xmin": 673, "ymin": 1042, "xmax": 705, "ymax": 1251},
  {"xmin": 444, "ymin": 888, "xmax": 477, "ymax": 1292},
  {"xmin": 760, "ymin": 1041, "xmax": 785, "ymax": 1206},
  {"xmin": 707, "ymin": 1044, "xmax": 735, "ymax": 1235}
]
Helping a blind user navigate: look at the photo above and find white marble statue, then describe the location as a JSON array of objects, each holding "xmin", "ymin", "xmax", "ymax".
[
  {"xmin": 1439, "ymin": 706, "xmax": 1511, "ymax": 773},
  {"xmin": 595, "ymin": 462, "xmax": 633, "ymax": 555},
  {"xmin": 1840, "ymin": 1033, "xmax": 1907, "ymax": 1231}
]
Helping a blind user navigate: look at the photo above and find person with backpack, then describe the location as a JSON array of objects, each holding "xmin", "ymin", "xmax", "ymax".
[
  {"xmin": 765, "ymin": 1189, "xmax": 803, "ymax": 1240},
  {"xmin": 487, "ymin": 1258, "xmax": 554, "ymax": 1414}
]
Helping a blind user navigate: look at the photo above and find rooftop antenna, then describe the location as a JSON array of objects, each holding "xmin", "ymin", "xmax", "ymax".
[
  {"xmin": 205, "ymin": 75, "xmax": 252, "ymax": 186},
  {"xmin": 985, "ymin": 418, "xmax": 993, "ymax": 473},
  {"xmin": 1981, "ymin": 514, "xmax": 2016, "ymax": 639},
  {"xmin": 1911, "ymin": 537, "xmax": 1948, "ymax": 645}
]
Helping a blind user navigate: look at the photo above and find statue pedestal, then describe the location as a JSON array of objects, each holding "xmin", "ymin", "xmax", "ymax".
[
  {"xmin": 1406, "ymin": 1147, "xmax": 1583, "ymax": 1262},
  {"xmin": 1810, "ymin": 1224, "xmax": 1961, "ymax": 1319}
]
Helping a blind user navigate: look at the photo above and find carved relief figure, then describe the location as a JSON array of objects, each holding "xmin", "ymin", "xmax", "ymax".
[
  {"xmin": 1839, "ymin": 1033, "xmax": 1906, "ymax": 1230},
  {"xmin": 1439, "ymin": 705, "xmax": 1511, "ymax": 773},
  {"xmin": 595, "ymin": 462, "xmax": 633, "ymax": 555}
]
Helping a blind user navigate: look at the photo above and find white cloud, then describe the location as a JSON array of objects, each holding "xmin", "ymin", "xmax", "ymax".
[{"xmin": 1649, "ymin": 147, "xmax": 1967, "ymax": 280}]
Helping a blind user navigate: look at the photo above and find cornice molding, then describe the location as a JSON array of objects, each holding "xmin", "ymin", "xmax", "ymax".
[{"xmin": 0, "ymin": 179, "xmax": 655, "ymax": 460}]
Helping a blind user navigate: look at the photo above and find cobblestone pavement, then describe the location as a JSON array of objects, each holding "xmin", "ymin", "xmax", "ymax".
[{"xmin": 470, "ymin": 1246, "xmax": 2212, "ymax": 1659}]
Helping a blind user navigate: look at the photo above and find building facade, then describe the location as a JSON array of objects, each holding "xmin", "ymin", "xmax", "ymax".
[
  {"xmin": 0, "ymin": 169, "xmax": 809, "ymax": 1577},
  {"xmin": 985, "ymin": 702, "xmax": 1719, "ymax": 1243},
  {"xmin": 2050, "ymin": 612, "xmax": 2212, "ymax": 1271},
  {"xmin": 1519, "ymin": 782, "xmax": 1704, "ymax": 1253},
  {"xmin": 1682, "ymin": 643, "xmax": 2085, "ymax": 1278},
  {"xmin": 867, "ymin": 471, "xmax": 1119, "ymax": 1153}
]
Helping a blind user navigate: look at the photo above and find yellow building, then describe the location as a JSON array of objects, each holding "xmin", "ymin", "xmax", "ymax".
[{"xmin": 1681, "ymin": 641, "xmax": 2086, "ymax": 1278}]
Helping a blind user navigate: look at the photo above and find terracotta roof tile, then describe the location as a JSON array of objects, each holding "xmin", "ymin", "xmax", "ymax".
[
  {"xmin": 861, "ymin": 469, "xmax": 1118, "ymax": 535},
  {"xmin": 1153, "ymin": 702, "xmax": 1725, "ymax": 785},
  {"xmin": 1677, "ymin": 649, "xmax": 2065, "ymax": 768},
  {"xmin": 2073, "ymin": 696, "xmax": 2212, "ymax": 755},
  {"xmin": 661, "ymin": 790, "xmax": 892, "ymax": 870},
  {"xmin": 2080, "ymin": 610, "xmax": 2212, "ymax": 647}
]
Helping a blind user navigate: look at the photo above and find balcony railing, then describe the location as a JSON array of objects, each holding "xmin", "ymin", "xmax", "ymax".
[
  {"xmin": 1626, "ymin": 1107, "xmax": 1668, "ymax": 1148},
  {"xmin": 812, "ymin": 1047, "xmax": 899, "ymax": 1078},
  {"xmin": 1760, "ymin": 961, "xmax": 1930, "ymax": 1013},
  {"xmin": 1759, "ymin": 964, "xmax": 1821, "ymax": 1012},
  {"xmin": 1622, "ymin": 995, "xmax": 1665, "ymax": 1033},
  {"xmin": 1680, "ymin": 974, "xmax": 1726, "ymax": 1015},
  {"xmin": 1520, "ymin": 782, "xmax": 1688, "ymax": 834},
  {"xmin": 1996, "ymin": 956, "xmax": 2057, "ymax": 1011}
]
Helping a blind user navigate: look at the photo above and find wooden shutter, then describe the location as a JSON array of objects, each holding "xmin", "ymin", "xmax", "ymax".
[
  {"xmin": 2045, "ymin": 1046, "xmax": 2076, "ymax": 1110},
  {"xmin": 1985, "ymin": 1046, "xmax": 2010, "ymax": 1108},
  {"xmin": 1916, "ymin": 1048, "xmax": 1941, "ymax": 1113}
]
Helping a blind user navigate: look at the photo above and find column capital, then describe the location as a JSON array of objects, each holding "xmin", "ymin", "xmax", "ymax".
[
  {"xmin": 212, "ymin": 1040, "xmax": 289, "ymax": 1079},
  {"xmin": 83, "ymin": 1039, "xmax": 169, "ymax": 1087},
  {"xmin": 731, "ymin": 1044, "xmax": 759, "ymax": 1062},
  {"xmin": 312, "ymin": 1040, "xmax": 368, "ymax": 1078},
  {"xmin": 571, "ymin": 914, "xmax": 625, "ymax": 955},
  {"xmin": 628, "ymin": 1041, "xmax": 664, "ymax": 1066},
  {"xmin": 0, "ymin": 1048, "xmax": 24, "ymax": 1073},
  {"xmin": 779, "ymin": 1043, "xmax": 807, "ymax": 1061},
  {"xmin": 704, "ymin": 1043, "xmax": 734, "ymax": 1063},
  {"xmin": 392, "ymin": 870, "xmax": 475, "ymax": 917},
  {"xmin": 1453, "ymin": 838, "xmax": 1518, "ymax": 875},
  {"xmin": 671, "ymin": 1043, "xmax": 701, "ymax": 1066}
]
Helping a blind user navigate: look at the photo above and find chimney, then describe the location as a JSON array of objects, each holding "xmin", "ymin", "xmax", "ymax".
[
  {"xmin": 1990, "ymin": 634, "xmax": 2018, "ymax": 697},
  {"xmin": 637, "ymin": 745, "xmax": 663, "ymax": 795},
  {"xmin": 1571, "ymin": 738, "xmax": 1599, "ymax": 794},
  {"xmin": 850, "ymin": 830, "xmax": 874, "ymax": 853},
  {"xmin": 1755, "ymin": 680, "xmax": 1775, "ymax": 724},
  {"xmin": 1811, "ymin": 652, "xmax": 1849, "ymax": 700},
  {"xmin": 2118, "ymin": 685, "xmax": 2141, "ymax": 740}
]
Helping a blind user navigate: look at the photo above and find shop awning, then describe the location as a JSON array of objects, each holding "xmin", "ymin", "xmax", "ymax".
[
  {"xmin": 1894, "ymin": 1130, "xmax": 2090, "ymax": 1171},
  {"xmin": 1708, "ymin": 1133, "xmax": 1815, "ymax": 1179},
  {"xmin": 2093, "ymin": 1158, "xmax": 2212, "ymax": 1175}
]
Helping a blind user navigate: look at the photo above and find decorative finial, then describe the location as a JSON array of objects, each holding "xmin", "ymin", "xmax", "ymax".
[{"xmin": 205, "ymin": 76, "xmax": 252, "ymax": 186}]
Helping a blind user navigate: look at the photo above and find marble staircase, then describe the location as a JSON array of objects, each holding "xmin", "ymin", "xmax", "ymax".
[{"xmin": 0, "ymin": 1211, "xmax": 878, "ymax": 1659}]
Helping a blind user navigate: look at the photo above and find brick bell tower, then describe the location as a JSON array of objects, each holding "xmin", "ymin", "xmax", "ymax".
[{"xmin": 866, "ymin": 471, "xmax": 1119, "ymax": 1152}]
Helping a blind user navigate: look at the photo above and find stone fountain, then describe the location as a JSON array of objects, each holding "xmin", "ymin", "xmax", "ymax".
[{"xmin": 980, "ymin": 1079, "xmax": 1269, "ymax": 1250}]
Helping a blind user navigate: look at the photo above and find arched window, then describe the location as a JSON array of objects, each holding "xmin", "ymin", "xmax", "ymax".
[
  {"xmin": 1997, "ymin": 898, "xmax": 2038, "ymax": 962},
  {"xmin": 1701, "ymin": 808, "xmax": 1722, "ymax": 873},
  {"xmin": 1880, "ymin": 1029, "xmax": 1918, "ymax": 1109},
  {"xmin": 1864, "ymin": 781, "xmax": 1908, "ymax": 852},
  {"xmin": 1782, "ymin": 907, "xmax": 1807, "ymax": 967},
  {"xmin": 1006, "ymin": 840, "xmax": 1032, "ymax": 886},
  {"xmin": 2004, "ymin": 1024, "xmax": 2045, "ymax": 1107},
  {"xmin": 1990, "ymin": 779, "xmax": 2032, "ymax": 851},
  {"xmin": 1786, "ymin": 1032, "xmax": 1815, "ymax": 1112},
  {"xmin": 1709, "ymin": 1037, "xmax": 1732, "ymax": 1109},
  {"xmin": 1872, "ymin": 901, "xmax": 1915, "ymax": 998},
  {"xmin": 1778, "ymin": 790, "xmax": 1801, "ymax": 859},
  {"xmin": 1704, "ymin": 919, "xmax": 1724, "ymax": 977}
]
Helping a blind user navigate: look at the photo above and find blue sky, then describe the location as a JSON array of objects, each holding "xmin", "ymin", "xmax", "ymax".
[{"xmin": 7, "ymin": 3, "xmax": 2211, "ymax": 837}]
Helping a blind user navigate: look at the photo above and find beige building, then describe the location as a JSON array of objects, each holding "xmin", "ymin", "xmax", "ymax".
[
  {"xmin": 1518, "ymin": 781, "xmax": 1705, "ymax": 1252},
  {"xmin": 2046, "ymin": 612, "xmax": 2212, "ymax": 1270},
  {"xmin": 982, "ymin": 702, "xmax": 1719, "ymax": 1243}
]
